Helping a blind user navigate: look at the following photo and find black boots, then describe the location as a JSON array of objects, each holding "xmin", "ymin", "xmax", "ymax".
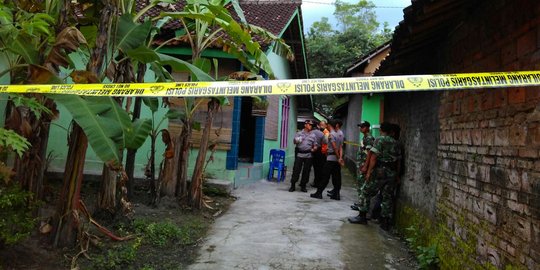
[
  {"xmin": 289, "ymin": 185, "xmax": 307, "ymax": 192},
  {"xmin": 328, "ymin": 191, "xmax": 340, "ymax": 200},
  {"xmin": 348, "ymin": 212, "xmax": 368, "ymax": 224},
  {"xmin": 310, "ymin": 192, "xmax": 322, "ymax": 199}
]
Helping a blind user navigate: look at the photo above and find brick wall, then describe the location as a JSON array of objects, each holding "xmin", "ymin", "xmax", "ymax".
[
  {"xmin": 383, "ymin": 0, "xmax": 540, "ymax": 268},
  {"xmin": 437, "ymin": 1, "xmax": 540, "ymax": 268},
  {"xmin": 384, "ymin": 92, "xmax": 440, "ymax": 216}
]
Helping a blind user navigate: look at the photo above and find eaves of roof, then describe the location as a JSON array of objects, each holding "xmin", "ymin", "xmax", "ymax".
[
  {"xmin": 343, "ymin": 41, "xmax": 391, "ymax": 77},
  {"xmin": 376, "ymin": 0, "xmax": 473, "ymax": 75}
]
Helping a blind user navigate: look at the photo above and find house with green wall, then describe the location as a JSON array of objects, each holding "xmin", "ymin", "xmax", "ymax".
[
  {"xmin": 335, "ymin": 42, "xmax": 390, "ymax": 173},
  {"xmin": 43, "ymin": 0, "xmax": 309, "ymax": 187}
]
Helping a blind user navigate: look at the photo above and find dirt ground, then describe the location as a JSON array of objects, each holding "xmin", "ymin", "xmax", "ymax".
[{"xmin": 0, "ymin": 178, "xmax": 235, "ymax": 270}]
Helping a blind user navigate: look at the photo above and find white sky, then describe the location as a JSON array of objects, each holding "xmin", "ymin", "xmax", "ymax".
[{"xmin": 301, "ymin": 0, "xmax": 411, "ymax": 32}]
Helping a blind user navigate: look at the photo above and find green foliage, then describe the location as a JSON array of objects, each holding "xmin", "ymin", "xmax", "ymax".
[
  {"xmin": 202, "ymin": 184, "xmax": 228, "ymax": 197},
  {"xmin": 306, "ymin": 0, "xmax": 392, "ymax": 79},
  {"xmin": 133, "ymin": 219, "xmax": 204, "ymax": 247},
  {"xmin": 9, "ymin": 94, "xmax": 53, "ymax": 119},
  {"xmin": 51, "ymin": 95, "xmax": 152, "ymax": 165},
  {"xmin": 406, "ymin": 225, "xmax": 439, "ymax": 269},
  {"xmin": 417, "ymin": 244, "xmax": 439, "ymax": 269},
  {"xmin": 0, "ymin": 3, "xmax": 55, "ymax": 65},
  {"xmin": 92, "ymin": 237, "xmax": 142, "ymax": 270},
  {"xmin": 0, "ymin": 184, "xmax": 38, "ymax": 245},
  {"xmin": 115, "ymin": 14, "xmax": 152, "ymax": 53},
  {"xmin": 0, "ymin": 128, "xmax": 31, "ymax": 157}
]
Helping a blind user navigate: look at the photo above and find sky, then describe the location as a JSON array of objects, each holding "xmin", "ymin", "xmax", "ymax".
[{"xmin": 301, "ymin": 0, "xmax": 411, "ymax": 33}]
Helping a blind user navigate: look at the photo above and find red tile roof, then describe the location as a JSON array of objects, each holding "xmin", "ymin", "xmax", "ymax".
[{"xmin": 137, "ymin": 1, "xmax": 300, "ymax": 44}]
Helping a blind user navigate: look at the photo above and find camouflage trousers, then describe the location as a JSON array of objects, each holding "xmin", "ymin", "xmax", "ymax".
[
  {"xmin": 356, "ymin": 172, "xmax": 366, "ymax": 198},
  {"xmin": 357, "ymin": 177, "xmax": 396, "ymax": 219}
]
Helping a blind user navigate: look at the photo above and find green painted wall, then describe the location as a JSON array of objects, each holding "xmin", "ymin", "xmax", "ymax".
[
  {"xmin": 360, "ymin": 94, "xmax": 383, "ymax": 140},
  {"xmin": 262, "ymin": 96, "xmax": 298, "ymax": 177},
  {"xmin": 47, "ymin": 99, "xmax": 168, "ymax": 178},
  {"xmin": 261, "ymin": 49, "xmax": 297, "ymax": 179}
]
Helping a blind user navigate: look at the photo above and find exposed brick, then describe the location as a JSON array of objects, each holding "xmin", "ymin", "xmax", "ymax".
[
  {"xmin": 462, "ymin": 130, "xmax": 472, "ymax": 145},
  {"xmin": 508, "ymin": 169, "xmax": 522, "ymax": 190},
  {"xmin": 508, "ymin": 200, "xmax": 525, "ymax": 214},
  {"xmin": 494, "ymin": 128, "xmax": 510, "ymax": 146},
  {"xmin": 517, "ymin": 160, "xmax": 533, "ymax": 170},
  {"xmin": 508, "ymin": 125, "xmax": 527, "ymax": 146},
  {"xmin": 493, "ymin": 90, "xmax": 508, "ymax": 108},
  {"xmin": 517, "ymin": 30, "xmax": 537, "ymax": 57},
  {"xmin": 471, "ymin": 129, "xmax": 482, "ymax": 145},
  {"xmin": 481, "ymin": 129, "xmax": 495, "ymax": 146},
  {"xmin": 530, "ymin": 124, "xmax": 540, "ymax": 146},
  {"xmin": 501, "ymin": 41, "xmax": 517, "ymax": 64},
  {"xmin": 477, "ymin": 147, "xmax": 489, "ymax": 155},
  {"xmin": 453, "ymin": 130, "xmax": 463, "ymax": 144},
  {"xmin": 483, "ymin": 157, "xmax": 496, "ymax": 165},
  {"xmin": 515, "ymin": 216, "xmax": 532, "ymax": 242},
  {"xmin": 521, "ymin": 172, "xmax": 532, "ymax": 193},
  {"xmin": 507, "ymin": 244, "xmax": 516, "ymax": 257},
  {"xmin": 508, "ymin": 88, "xmax": 527, "ymax": 104},
  {"xmin": 526, "ymin": 87, "xmax": 540, "ymax": 101},
  {"xmin": 518, "ymin": 148, "xmax": 539, "ymax": 158},
  {"xmin": 481, "ymin": 93, "xmax": 494, "ymax": 110}
]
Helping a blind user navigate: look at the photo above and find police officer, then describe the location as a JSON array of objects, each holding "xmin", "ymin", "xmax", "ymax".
[
  {"xmin": 310, "ymin": 120, "xmax": 328, "ymax": 188},
  {"xmin": 310, "ymin": 119, "xmax": 344, "ymax": 200},
  {"xmin": 290, "ymin": 120, "xmax": 317, "ymax": 192},
  {"xmin": 348, "ymin": 122, "xmax": 399, "ymax": 230}
]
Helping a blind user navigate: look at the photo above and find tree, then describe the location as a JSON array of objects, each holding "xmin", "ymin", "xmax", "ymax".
[
  {"xmin": 306, "ymin": 0, "xmax": 392, "ymax": 116},
  {"xmin": 306, "ymin": 0, "xmax": 392, "ymax": 79},
  {"xmin": 160, "ymin": 0, "xmax": 293, "ymax": 209}
]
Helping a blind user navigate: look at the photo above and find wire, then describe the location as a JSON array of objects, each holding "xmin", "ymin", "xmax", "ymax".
[{"xmin": 303, "ymin": 0, "xmax": 406, "ymax": 8}]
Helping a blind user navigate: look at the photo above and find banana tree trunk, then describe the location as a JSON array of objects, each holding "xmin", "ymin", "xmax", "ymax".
[
  {"xmin": 52, "ymin": 123, "xmax": 87, "ymax": 247},
  {"xmin": 175, "ymin": 119, "xmax": 192, "ymax": 199},
  {"xmin": 52, "ymin": 3, "xmax": 113, "ymax": 246},
  {"xmin": 12, "ymin": 101, "xmax": 53, "ymax": 202},
  {"xmin": 125, "ymin": 96, "xmax": 142, "ymax": 199},
  {"xmin": 97, "ymin": 165, "xmax": 118, "ymax": 217},
  {"xmin": 189, "ymin": 99, "xmax": 219, "ymax": 209}
]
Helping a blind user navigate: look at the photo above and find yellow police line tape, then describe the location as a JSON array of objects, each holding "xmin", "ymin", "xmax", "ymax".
[
  {"xmin": 1, "ymin": 71, "xmax": 539, "ymax": 97},
  {"xmin": 344, "ymin": 141, "xmax": 362, "ymax": 147}
]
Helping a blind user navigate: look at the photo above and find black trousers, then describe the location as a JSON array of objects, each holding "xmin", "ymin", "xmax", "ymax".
[
  {"xmin": 316, "ymin": 160, "xmax": 341, "ymax": 193},
  {"xmin": 312, "ymin": 151, "xmax": 326, "ymax": 187},
  {"xmin": 290, "ymin": 156, "xmax": 312, "ymax": 188}
]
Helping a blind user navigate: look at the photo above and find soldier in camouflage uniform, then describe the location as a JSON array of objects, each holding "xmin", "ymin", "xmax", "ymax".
[
  {"xmin": 354, "ymin": 121, "xmax": 375, "ymax": 206},
  {"xmin": 348, "ymin": 122, "xmax": 399, "ymax": 230}
]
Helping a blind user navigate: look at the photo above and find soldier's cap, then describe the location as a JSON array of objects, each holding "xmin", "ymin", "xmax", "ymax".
[
  {"xmin": 358, "ymin": 121, "xmax": 370, "ymax": 128},
  {"xmin": 304, "ymin": 120, "xmax": 314, "ymax": 126}
]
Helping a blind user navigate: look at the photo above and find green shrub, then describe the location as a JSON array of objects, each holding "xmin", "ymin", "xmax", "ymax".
[
  {"xmin": 133, "ymin": 218, "xmax": 205, "ymax": 247},
  {"xmin": 0, "ymin": 184, "xmax": 38, "ymax": 245},
  {"xmin": 92, "ymin": 237, "xmax": 142, "ymax": 270}
]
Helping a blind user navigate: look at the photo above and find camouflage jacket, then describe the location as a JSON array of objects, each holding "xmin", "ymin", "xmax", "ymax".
[
  {"xmin": 356, "ymin": 133, "xmax": 375, "ymax": 165},
  {"xmin": 370, "ymin": 135, "xmax": 400, "ymax": 178}
]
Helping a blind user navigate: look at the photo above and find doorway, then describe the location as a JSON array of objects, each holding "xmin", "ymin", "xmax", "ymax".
[{"xmin": 238, "ymin": 97, "xmax": 255, "ymax": 163}]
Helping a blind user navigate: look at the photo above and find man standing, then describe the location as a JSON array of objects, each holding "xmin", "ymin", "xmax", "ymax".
[
  {"xmin": 310, "ymin": 119, "xmax": 344, "ymax": 200},
  {"xmin": 348, "ymin": 122, "xmax": 399, "ymax": 230},
  {"xmin": 310, "ymin": 120, "xmax": 328, "ymax": 188},
  {"xmin": 351, "ymin": 121, "xmax": 375, "ymax": 209},
  {"xmin": 290, "ymin": 120, "xmax": 317, "ymax": 192}
]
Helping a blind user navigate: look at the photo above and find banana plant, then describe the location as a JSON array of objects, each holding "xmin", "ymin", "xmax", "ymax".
[{"xmin": 157, "ymin": 0, "xmax": 294, "ymax": 208}]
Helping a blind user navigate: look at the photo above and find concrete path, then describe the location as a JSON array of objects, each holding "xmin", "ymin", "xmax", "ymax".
[{"xmin": 189, "ymin": 170, "xmax": 415, "ymax": 270}]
